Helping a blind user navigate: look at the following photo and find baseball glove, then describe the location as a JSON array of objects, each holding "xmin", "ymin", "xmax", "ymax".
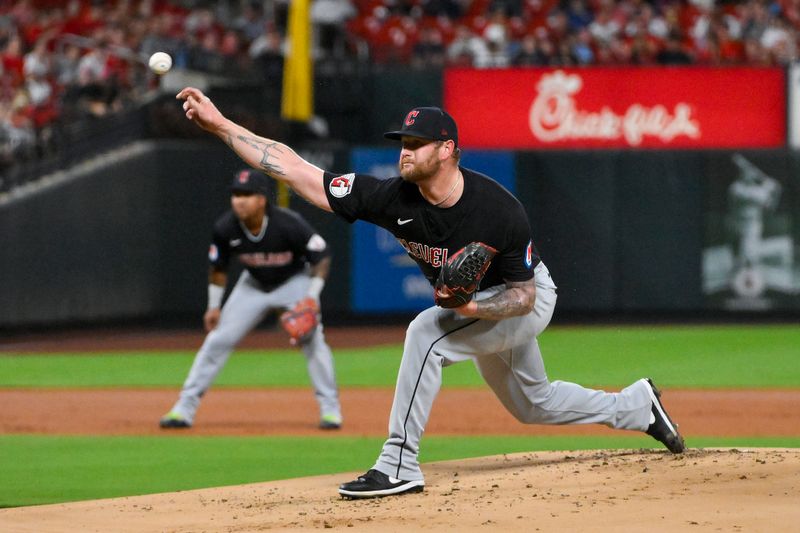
[
  {"xmin": 434, "ymin": 242, "xmax": 498, "ymax": 308},
  {"xmin": 280, "ymin": 297, "xmax": 319, "ymax": 346}
]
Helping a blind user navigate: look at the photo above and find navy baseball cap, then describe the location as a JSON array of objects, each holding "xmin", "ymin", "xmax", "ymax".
[
  {"xmin": 384, "ymin": 107, "xmax": 458, "ymax": 147},
  {"xmin": 230, "ymin": 169, "xmax": 272, "ymax": 196}
]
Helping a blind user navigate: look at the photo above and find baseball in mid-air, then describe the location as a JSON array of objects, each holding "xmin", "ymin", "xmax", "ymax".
[{"xmin": 148, "ymin": 52, "xmax": 172, "ymax": 75}]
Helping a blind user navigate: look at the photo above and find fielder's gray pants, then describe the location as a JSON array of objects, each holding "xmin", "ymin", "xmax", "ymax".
[
  {"xmin": 373, "ymin": 262, "xmax": 653, "ymax": 482},
  {"xmin": 170, "ymin": 271, "xmax": 341, "ymax": 424}
]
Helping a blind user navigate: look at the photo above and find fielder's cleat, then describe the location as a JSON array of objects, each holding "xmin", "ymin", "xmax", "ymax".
[
  {"xmin": 319, "ymin": 414, "xmax": 342, "ymax": 430},
  {"xmin": 643, "ymin": 378, "xmax": 685, "ymax": 453},
  {"xmin": 159, "ymin": 411, "xmax": 192, "ymax": 429},
  {"xmin": 339, "ymin": 469, "xmax": 424, "ymax": 499}
]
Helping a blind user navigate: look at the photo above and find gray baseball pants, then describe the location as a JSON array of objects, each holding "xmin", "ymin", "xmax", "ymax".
[
  {"xmin": 373, "ymin": 262, "xmax": 654, "ymax": 481},
  {"xmin": 169, "ymin": 270, "xmax": 341, "ymax": 424}
]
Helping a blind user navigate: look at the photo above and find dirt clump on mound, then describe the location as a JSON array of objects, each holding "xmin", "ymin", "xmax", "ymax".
[{"xmin": 2, "ymin": 448, "xmax": 797, "ymax": 532}]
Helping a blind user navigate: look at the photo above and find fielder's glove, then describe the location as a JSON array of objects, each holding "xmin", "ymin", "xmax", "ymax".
[
  {"xmin": 280, "ymin": 297, "xmax": 319, "ymax": 346},
  {"xmin": 434, "ymin": 242, "xmax": 498, "ymax": 308}
]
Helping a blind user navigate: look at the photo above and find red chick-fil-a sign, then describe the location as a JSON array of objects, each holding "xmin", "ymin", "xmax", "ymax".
[{"xmin": 444, "ymin": 68, "xmax": 785, "ymax": 149}]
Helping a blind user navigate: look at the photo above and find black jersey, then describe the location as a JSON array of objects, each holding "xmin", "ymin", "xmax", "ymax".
[
  {"xmin": 209, "ymin": 206, "xmax": 329, "ymax": 291},
  {"xmin": 323, "ymin": 167, "xmax": 540, "ymax": 289}
]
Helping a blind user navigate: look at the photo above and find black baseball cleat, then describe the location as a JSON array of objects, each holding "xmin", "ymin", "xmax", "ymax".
[
  {"xmin": 338, "ymin": 469, "xmax": 424, "ymax": 499},
  {"xmin": 318, "ymin": 414, "xmax": 342, "ymax": 430},
  {"xmin": 643, "ymin": 378, "xmax": 686, "ymax": 453},
  {"xmin": 159, "ymin": 411, "xmax": 192, "ymax": 429}
]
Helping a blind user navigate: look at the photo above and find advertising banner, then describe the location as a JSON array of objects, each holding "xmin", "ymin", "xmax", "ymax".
[
  {"xmin": 445, "ymin": 68, "xmax": 785, "ymax": 149},
  {"xmin": 350, "ymin": 149, "xmax": 515, "ymax": 312}
]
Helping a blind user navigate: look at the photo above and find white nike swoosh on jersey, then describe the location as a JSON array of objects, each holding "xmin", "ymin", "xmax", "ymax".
[
  {"xmin": 230, "ymin": 239, "xmax": 242, "ymax": 246},
  {"xmin": 397, "ymin": 218, "xmax": 413, "ymax": 225}
]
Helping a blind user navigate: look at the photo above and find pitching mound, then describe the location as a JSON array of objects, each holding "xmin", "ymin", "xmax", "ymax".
[{"xmin": 2, "ymin": 448, "xmax": 797, "ymax": 532}]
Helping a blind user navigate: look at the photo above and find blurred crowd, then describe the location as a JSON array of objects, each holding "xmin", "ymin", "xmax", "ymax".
[
  {"xmin": 0, "ymin": 0, "xmax": 285, "ymax": 173},
  {"xmin": 2, "ymin": 0, "xmax": 800, "ymax": 174},
  {"xmin": 349, "ymin": 0, "xmax": 800, "ymax": 67}
]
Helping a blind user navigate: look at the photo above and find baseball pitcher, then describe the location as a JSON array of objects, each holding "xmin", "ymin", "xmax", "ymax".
[
  {"xmin": 176, "ymin": 88, "xmax": 685, "ymax": 499},
  {"xmin": 159, "ymin": 169, "xmax": 342, "ymax": 430}
]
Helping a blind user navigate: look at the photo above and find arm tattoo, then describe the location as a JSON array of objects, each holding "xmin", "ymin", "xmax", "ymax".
[
  {"xmin": 473, "ymin": 280, "xmax": 535, "ymax": 320},
  {"xmin": 236, "ymin": 135, "xmax": 287, "ymax": 177}
]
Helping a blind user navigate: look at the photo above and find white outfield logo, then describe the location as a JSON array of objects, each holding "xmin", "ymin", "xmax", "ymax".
[
  {"xmin": 397, "ymin": 218, "xmax": 413, "ymax": 225},
  {"xmin": 329, "ymin": 173, "xmax": 355, "ymax": 198},
  {"xmin": 529, "ymin": 70, "xmax": 700, "ymax": 146}
]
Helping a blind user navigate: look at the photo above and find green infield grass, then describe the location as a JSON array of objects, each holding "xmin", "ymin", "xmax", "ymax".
[
  {"xmin": 2, "ymin": 434, "xmax": 799, "ymax": 507},
  {"xmin": 0, "ymin": 324, "xmax": 798, "ymax": 388}
]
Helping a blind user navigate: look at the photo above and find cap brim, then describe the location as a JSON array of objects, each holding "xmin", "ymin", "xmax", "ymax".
[{"xmin": 384, "ymin": 130, "xmax": 437, "ymax": 141}]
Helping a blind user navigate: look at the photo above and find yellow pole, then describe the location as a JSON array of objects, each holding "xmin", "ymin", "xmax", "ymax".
[
  {"xmin": 277, "ymin": 181, "xmax": 290, "ymax": 208},
  {"xmin": 282, "ymin": 0, "xmax": 313, "ymax": 121}
]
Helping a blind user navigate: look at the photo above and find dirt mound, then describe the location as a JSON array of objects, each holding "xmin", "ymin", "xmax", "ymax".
[{"xmin": 2, "ymin": 448, "xmax": 797, "ymax": 532}]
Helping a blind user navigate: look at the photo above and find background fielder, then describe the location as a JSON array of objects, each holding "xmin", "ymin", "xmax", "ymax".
[
  {"xmin": 160, "ymin": 169, "xmax": 342, "ymax": 430},
  {"xmin": 175, "ymin": 88, "xmax": 685, "ymax": 499}
]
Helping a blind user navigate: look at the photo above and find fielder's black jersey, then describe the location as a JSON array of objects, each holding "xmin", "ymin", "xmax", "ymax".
[
  {"xmin": 323, "ymin": 167, "xmax": 540, "ymax": 289},
  {"xmin": 209, "ymin": 206, "xmax": 329, "ymax": 291}
]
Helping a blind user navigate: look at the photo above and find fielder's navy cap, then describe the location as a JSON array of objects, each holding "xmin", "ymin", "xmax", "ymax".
[
  {"xmin": 384, "ymin": 107, "xmax": 458, "ymax": 147},
  {"xmin": 230, "ymin": 169, "xmax": 272, "ymax": 196}
]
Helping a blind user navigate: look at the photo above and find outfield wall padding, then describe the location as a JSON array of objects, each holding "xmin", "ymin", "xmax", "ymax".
[{"xmin": 1, "ymin": 145, "xmax": 797, "ymax": 329}]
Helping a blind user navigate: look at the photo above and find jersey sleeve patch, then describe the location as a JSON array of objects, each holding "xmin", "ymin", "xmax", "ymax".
[
  {"xmin": 524, "ymin": 240, "xmax": 533, "ymax": 269},
  {"xmin": 209, "ymin": 244, "xmax": 219, "ymax": 262},
  {"xmin": 329, "ymin": 173, "xmax": 355, "ymax": 198},
  {"xmin": 306, "ymin": 234, "xmax": 327, "ymax": 252}
]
